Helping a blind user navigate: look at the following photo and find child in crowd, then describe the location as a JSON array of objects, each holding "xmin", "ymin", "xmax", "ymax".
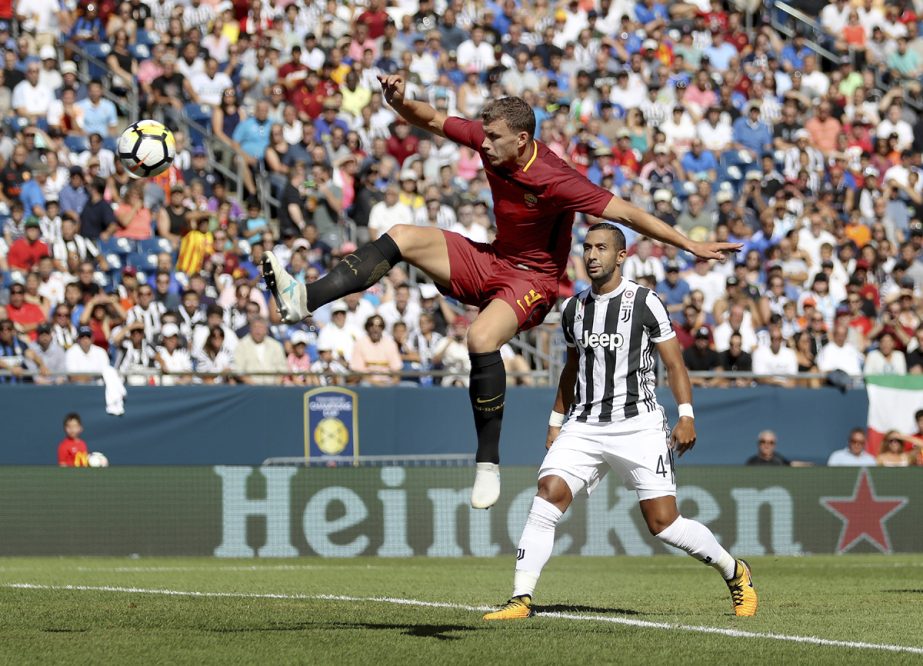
[{"xmin": 57, "ymin": 412, "xmax": 88, "ymax": 467}]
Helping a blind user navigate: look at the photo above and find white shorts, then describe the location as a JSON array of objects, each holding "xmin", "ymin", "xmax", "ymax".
[{"xmin": 538, "ymin": 409, "xmax": 676, "ymax": 501}]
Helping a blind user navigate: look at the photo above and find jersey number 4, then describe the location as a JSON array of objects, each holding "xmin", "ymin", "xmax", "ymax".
[{"xmin": 656, "ymin": 451, "xmax": 675, "ymax": 483}]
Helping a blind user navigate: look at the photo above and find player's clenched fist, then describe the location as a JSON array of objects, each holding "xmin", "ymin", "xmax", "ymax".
[
  {"xmin": 378, "ymin": 74, "xmax": 405, "ymax": 107},
  {"xmin": 671, "ymin": 417, "xmax": 696, "ymax": 456}
]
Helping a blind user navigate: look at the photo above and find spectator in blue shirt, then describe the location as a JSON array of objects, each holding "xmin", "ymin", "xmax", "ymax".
[
  {"xmin": 657, "ymin": 261, "xmax": 691, "ymax": 312},
  {"xmin": 68, "ymin": 4, "xmax": 106, "ymax": 47},
  {"xmin": 635, "ymin": 0, "xmax": 668, "ymax": 28},
  {"xmin": 780, "ymin": 33, "xmax": 810, "ymax": 73},
  {"xmin": 19, "ymin": 166, "xmax": 48, "ymax": 217},
  {"xmin": 313, "ymin": 101, "xmax": 351, "ymax": 143},
  {"xmin": 77, "ymin": 80, "xmax": 119, "ymax": 138},
  {"xmin": 681, "ymin": 139, "xmax": 718, "ymax": 182},
  {"xmin": 703, "ymin": 31, "xmax": 738, "ymax": 72},
  {"xmin": 58, "ymin": 167, "xmax": 89, "ymax": 217},
  {"xmin": 232, "ymin": 100, "xmax": 272, "ymax": 161},
  {"xmin": 733, "ymin": 103, "xmax": 773, "ymax": 160}
]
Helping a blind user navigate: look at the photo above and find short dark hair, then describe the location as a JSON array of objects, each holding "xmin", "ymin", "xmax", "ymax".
[
  {"xmin": 64, "ymin": 412, "xmax": 81, "ymax": 426},
  {"xmin": 586, "ymin": 222, "xmax": 626, "ymax": 251},
  {"xmin": 915, "ymin": 409, "xmax": 923, "ymax": 421},
  {"xmin": 480, "ymin": 97, "xmax": 536, "ymax": 138},
  {"xmin": 849, "ymin": 427, "xmax": 865, "ymax": 437}
]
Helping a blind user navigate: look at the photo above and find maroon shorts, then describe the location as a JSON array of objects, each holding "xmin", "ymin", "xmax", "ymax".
[{"xmin": 440, "ymin": 230, "xmax": 558, "ymax": 332}]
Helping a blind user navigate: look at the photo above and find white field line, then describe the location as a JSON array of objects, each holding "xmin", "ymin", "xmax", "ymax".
[
  {"xmin": 4, "ymin": 583, "xmax": 923, "ymax": 656},
  {"xmin": 74, "ymin": 565, "xmax": 383, "ymax": 573}
]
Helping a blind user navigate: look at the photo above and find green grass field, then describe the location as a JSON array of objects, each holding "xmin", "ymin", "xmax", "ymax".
[{"xmin": 1, "ymin": 555, "xmax": 921, "ymax": 664}]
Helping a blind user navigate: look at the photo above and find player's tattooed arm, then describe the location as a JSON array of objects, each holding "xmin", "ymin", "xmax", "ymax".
[
  {"xmin": 656, "ymin": 336, "xmax": 697, "ymax": 457},
  {"xmin": 377, "ymin": 74, "xmax": 448, "ymax": 138},
  {"xmin": 601, "ymin": 196, "xmax": 742, "ymax": 261}
]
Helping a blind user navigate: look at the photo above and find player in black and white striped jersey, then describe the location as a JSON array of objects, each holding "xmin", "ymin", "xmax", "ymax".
[
  {"xmin": 559, "ymin": 263, "xmax": 674, "ymax": 426},
  {"xmin": 484, "ymin": 223, "xmax": 758, "ymax": 621}
]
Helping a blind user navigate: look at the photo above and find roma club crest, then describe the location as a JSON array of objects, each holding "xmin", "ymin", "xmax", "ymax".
[{"xmin": 303, "ymin": 387, "xmax": 359, "ymax": 463}]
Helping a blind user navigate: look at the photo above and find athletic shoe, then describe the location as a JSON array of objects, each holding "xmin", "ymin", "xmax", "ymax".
[
  {"xmin": 471, "ymin": 462, "xmax": 501, "ymax": 509},
  {"xmin": 483, "ymin": 595, "xmax": 534, "ymax": 621},
  {"xmin": 262, "ymin": 251, "xmax": 309, "ymax": 323},
  {"xmin": 726, "ymin": 559, "xmax": 758, "ymax": 617}
]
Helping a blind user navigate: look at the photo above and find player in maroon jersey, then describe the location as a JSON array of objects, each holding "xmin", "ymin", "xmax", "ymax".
[{"xmin": 262, "ymin": 75, "xmax": 741, "ymax": 509}]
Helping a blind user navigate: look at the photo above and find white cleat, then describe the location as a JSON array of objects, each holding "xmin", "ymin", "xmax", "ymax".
[
  {"xmin": 262, "ymin": 251, "xmax": 309, "ymax": 323},
  {"xmin": 471, "ymin": 462, "xmax": 501, "ymax": 509}
]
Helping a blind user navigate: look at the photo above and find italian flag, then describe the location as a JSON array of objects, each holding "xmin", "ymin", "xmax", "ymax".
[{"xmin": 866, "ymin": 376, "xmax": 923, "ymax": 454}]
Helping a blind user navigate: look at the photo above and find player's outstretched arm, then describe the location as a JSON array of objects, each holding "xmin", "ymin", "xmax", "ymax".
[
  {"xmin": 547, "ymin": 347, "xmax": 579, "ymax": 449},
  {"xmin": 656, "ymin": 336, "xmax": 697, "ymax": 457},
  {"xmin": 378, "ymin": 74, "xmax": 448, "ymax": 138},
  {"xmin": 601, "ymin": 196, "xmax": 742, "ymax": 261}
]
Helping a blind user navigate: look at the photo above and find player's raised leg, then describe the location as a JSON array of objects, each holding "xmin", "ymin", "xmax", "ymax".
[
  {"xmin": 483, "ymin": 474, "xmax": 574, "ymax": 620},
  {"xmin": 467, "ymin": 299, "xmax": 520, "ymax": 509},
  {"xmin": 641, "ymin": 495, "xmax": 758, "ymax": 616},
  {"xmin": 262, "ymin": 224, "xmax": 450, "ymax": 323}
]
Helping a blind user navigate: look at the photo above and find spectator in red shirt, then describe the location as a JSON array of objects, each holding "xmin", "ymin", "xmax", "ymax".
[
  {"xmin": 6, "ymin": 283, "xmax": 46, "ymax": 340},
  {"xmin": 58, "ymin": 412, "xmax": 89, "ymax": 467},
  {"xmin": 292, "ymin": 70, "xmax": 329, "ymax": 120},
  {"xmin": 844, "ymin": 290, "xmax": 873, "ymax": 349},
  {"xmin": 7, "ymin": 217, "xmax": 49, "ymax": 270},
  {"xmin": 386, "ymin": 119, "xmax": 419, "ymax": 166},
  {"xmin": 356, "ymin": 0, "xmax": 389, "ymax": 39},
  {"xmin": 277, "ymin": 46, "xmax": 308, "ymax": 102}
]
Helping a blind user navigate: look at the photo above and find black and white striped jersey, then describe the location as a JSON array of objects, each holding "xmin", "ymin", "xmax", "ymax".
[{"xmin": 561, "ymin": 279, "xmax": 675, "ymax": 424}]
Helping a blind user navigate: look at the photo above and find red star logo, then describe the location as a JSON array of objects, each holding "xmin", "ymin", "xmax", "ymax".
[{"xmin": 821, "ymin": 469, "xmax": 907, "ymax": 554}]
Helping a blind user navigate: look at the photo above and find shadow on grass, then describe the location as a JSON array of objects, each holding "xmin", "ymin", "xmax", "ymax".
[
  {"xmin": 883, "ymin": 589, "xmax": 923, "ymax": 594},
  {"xmin": 538, "ymin": 604, "xmax": 640, "ymax": 615},
  {"xmin": 210, "ymin": 621, "xmax": 478, "ymax": 641}
]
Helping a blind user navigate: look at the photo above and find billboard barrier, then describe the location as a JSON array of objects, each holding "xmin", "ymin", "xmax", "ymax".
[{"xmin": 0, "ymin": 467, "xmax": 919, "ymax": 557}]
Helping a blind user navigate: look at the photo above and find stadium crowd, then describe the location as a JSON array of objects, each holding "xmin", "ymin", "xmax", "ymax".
[{"xmin": 1, "ymin": 0, "xmax": 923, "ymax": 386}]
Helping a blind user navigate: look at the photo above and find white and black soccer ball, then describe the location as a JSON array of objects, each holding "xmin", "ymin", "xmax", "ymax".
[
  {"xmin": 87, "ymin": 451, "xmax": 109, "ymax": 468},
  {"xmin": 117, "ymin": 119, "xmax": 176, "ymax": 179}
]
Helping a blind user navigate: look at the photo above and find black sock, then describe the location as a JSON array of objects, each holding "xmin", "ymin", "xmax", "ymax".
[
  {"xmin": 469, "ymin": 351, "xmax": 506, "ymax": 464},
  {"xmin": 305, "ymin": 234, "xmax": 402, "ymax": 309}
]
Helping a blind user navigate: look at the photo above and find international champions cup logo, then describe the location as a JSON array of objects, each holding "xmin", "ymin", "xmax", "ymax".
[{"xmin": 304, "ymin": 387, "xmax": 360, "ymax": 463}]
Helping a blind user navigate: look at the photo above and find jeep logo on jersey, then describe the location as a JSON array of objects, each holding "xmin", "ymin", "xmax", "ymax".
[{"xmin": 579, "ymin": 330, "xmax": 624, "ymax": 350}]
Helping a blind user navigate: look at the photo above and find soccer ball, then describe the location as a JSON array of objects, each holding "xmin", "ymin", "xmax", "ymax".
[
  {"xmin": 87, "ymin": 451, "xmax": 109, "ymax": 468},
  {"xmin": 117, "ymin": 119, "xmax": 176, "ymax": 178}
]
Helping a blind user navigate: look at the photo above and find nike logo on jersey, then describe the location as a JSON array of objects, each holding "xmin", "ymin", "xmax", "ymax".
[
  {"xmin": 476, "ymin": 394, "xmax": 503, "ymax": 404},
  {"xmin": 578, "ymin": 330, "xmax": 624, "ymax": 351}
]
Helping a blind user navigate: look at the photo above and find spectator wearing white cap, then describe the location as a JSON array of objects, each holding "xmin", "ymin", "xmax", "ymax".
[
  {"xmin": 233, "ymin": 317, "xmax": 287, "ymax": 385},
  {"xmin": 316, "ymin": 301, "xmax": 359, "ymax": 363},
  {"xmin": 37, "ymin": 45, "xmax": 62, "ymax": 94},
  {"xmin": 285, "ymin": 330, "xmax": 314, "ymax": 385},
  {"xmin": 155, "ymin": 322, "xmax": 193, "ymax": 385}
]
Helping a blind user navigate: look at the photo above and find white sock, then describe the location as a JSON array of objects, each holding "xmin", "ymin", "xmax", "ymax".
[
  {"xmin": 656, "ymin": 516, "xmax": 737, "ymax": 580},
  {"xmin": 512, "ymin": 496, "xmax": 563, "ymax": 597}
]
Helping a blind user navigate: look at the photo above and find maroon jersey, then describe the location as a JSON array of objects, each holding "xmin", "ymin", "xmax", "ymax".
[{"xmin": 443, "ymin": 117, "xmax": 614, "ymax": 278}]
